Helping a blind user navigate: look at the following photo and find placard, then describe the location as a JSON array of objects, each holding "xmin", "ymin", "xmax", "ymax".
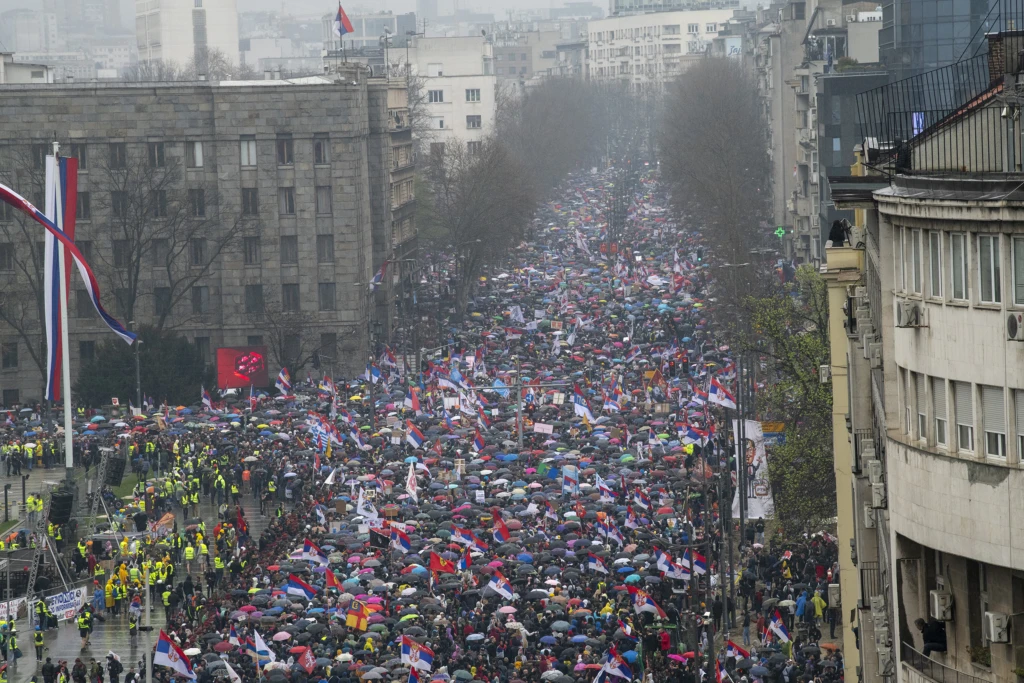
[
  {"xmin": 550, "ymin": 392, "xmax": 565, "ymax": 405},
  {"xmin": 475, "ymin": 491, "xmax": 485, "ymax": 503},
  {"xmin": 533, "ymin": 423, "xmax": 554, "ymax": 434}
]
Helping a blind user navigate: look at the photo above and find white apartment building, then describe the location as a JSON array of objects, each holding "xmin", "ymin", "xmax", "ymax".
[
  {"xmin": 586, "ymin": 9, "xmax": 735, "ymax": 87},
  {"xmin": 135, "ymin": 0, "xmax": 240, "ymax": 68},
  {"xmin": 407, "ymin": 36, "xmax": 496, "ymax": 152},
  {"xmin": 0, "ymin": 53, "xmax": 53, "ymax": 84}
]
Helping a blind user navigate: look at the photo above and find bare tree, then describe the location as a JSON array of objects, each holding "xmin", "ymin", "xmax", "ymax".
[
  {"xmin": 123, "ymin": 48, "xmax": 256, "ymax": 82},
  {"xmin": 659, "ymin": 57, "xmax": 773, "ymax": 309},
  {"xmin": 246, "ymin": 297, "xmax": 338, "ymax": 376},
  {"xmin": 420, "ymin": 139, "xmax": 535, "ymax": 311},
  {"xmin": 122, "ymin": 60, "xmax": 186, "ymax": 82},
  {"xmin": 92, "ymin": 146, "xmax": 245, "ymax": 330}
]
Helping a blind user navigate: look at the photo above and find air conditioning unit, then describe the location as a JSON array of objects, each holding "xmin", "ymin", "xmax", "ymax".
[
  {"xmin": 855, "ymin": 286, "xmax": 867, "ymax": 299},
  {"xmin": 1008, "ymin": 312, "xmax": 1024, "ymax": 341},
  {"xmin": 826, "ymin": 18, "xmax": 836, "ymax": 26},
  {"xmin": 867, "ymin": 459, "xmax": 884, "ymax": 485},
  {"xmin": 877, "ymin": 646, "xmax": 894, "ymax": 676},
  {"xmin": 983, "ymin": 611, "xmax": 1010, "ymax": 643},
  {"xmin": 810, "ymin": 172, "xmax": 818, "ymax": 184},
  {"xmin": 870, "ymin": 346, "xmax": 882, "ymax": 369},
  {"xmin": 929, "ymin": 590, "xmax": 953, "ymax": 621},
  {"xmin": 847, "ymin": 14, "xmax": 857, "ymax": 22},
  {"xmin": 828, "ymin": 583, "xmax": 841, "ymax": 605},
  {"xmin": 819, "ymin": 364, "xmax": 831, "ymax": 383},
  {"xmin": 875, "ymin": 626, "xmax": 889, "ymax": 647},
  {"xmin": 861, "ymin": 445, "xmax": 876, "ymax": 461},
  {"xmin": 863, "ymin": 504, "xmax": 876, "ymax": 528},
  {"xmin": 896, "ymin": 299, "xmax": 924, "ymax": 327},
  {"xmin": 871, "ymin": 482, "xmax": 887, "ymax": 508},
  {"xmin": 810, "ymin": 128, "xmax": 817, "ymax": 140}
]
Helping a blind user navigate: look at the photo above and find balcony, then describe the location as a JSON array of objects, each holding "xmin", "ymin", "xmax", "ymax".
[{"xmin": 901, "ymin": 643, "xmax": 988, "ymax": 683}]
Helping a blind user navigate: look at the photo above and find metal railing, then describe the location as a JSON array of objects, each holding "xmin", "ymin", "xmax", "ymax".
[
  {"xmin": 901, "ymin": 642, "xmax": 990, "ymax": 683},
  {"xmin": 860, "ymin": 560, "xmax": 882, "ymax": 601}
]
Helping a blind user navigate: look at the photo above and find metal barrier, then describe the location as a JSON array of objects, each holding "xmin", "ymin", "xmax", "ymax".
[{"xmin": 901, "ymin": 642, "xmax": 990, "ymax": 683}]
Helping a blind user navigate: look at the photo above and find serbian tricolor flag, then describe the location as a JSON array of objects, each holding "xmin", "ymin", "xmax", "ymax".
[
  {"xmin": 472, "ymin": 429, "xmax": 485, "ymax": 453},
  {"xmin": 726, "ymin": 641, "xmax": 750, "ymax": 660},
  {"xmin": 302, "ymin": 538, "xmax": 328, "ymax": 565},
  {"xmin": 390, "ymin": 526, "xmax": 412, "ymax": 553},
  {"xmin": 769, "ymin": 610, "xmax": 791, "ymax": 642},
  {"xmin": 154, "ymin": 630, "xmax": 197, "ymax": 679},
  {"xmin": 406, "ymin": 420, "xmax": 425, "ymax": 448},
  {"xmin": 457, "ymin": 544, "xmax": 473, "ymax": 571},
  {"xmin": 324, "ymin": 567, "xmax": 342, "ymax": 591},
  {"xmin": 616, "ymin": 620, "xmax": 638, "ymax": 643},
  {"xmin": 626, "ymin": 585, "xmax": 667, "ymax": 618},
  {"xmin": 492, "ymin": 515, "xmax": 511, "ymax": 543},
  {"xmin": 487, "ymin": 570, "xmax": 515, "ymax": 600},
  {"xmin": 404, "ymin": 388, "xmax": 422, "ymax": 414},
  {"xmin": 588, "ymin": 553, "xmax": 609, "ymax": 575},
  {"xmin": 709, "ymin": 377, "xmax": 737, "ymax": 409},
  {"xmin": 333, "ymin": 3, "xmax": 355, "ymax": 36},
  {"xmin": 285, "ymin": 573, "xmax": 317, "ymax": 599}
]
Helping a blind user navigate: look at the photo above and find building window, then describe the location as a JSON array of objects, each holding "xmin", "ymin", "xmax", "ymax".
[
  {"xmin": 687, "ymin": 23, "xmax": 699, "ymax": 33},
  {"xmin": 190, "ymin": 238, "xmax": 206, "ymax": 266},
  {"xmin": 951, "ymin": 233, "xmax": 967, "ymax": 300},
  {"xmin": 0, "ymin": 203, "xmax": 12, "ymax": 221},
  {"xmin": 315, "ymin": 186, "xmax": 332, "ymax": 215},
  {"xmin": 705, "ymin": 23, "xmax": 717, "ymax": 32},
  {"xmin": 242, "ymin": 188, "xmax": 259, "ymax": 216},
  {"xmin": 318, "ymin": 282, "xmax": 336, "ymax": 311},
  {"xmin": 911, "ymin": 229, "xmax": 922, "ymax": 293},
  {"xmin": 320, "ymin": 333, "xmax": 337, "ymax": 361},
  {"xmin": 466, "ymin": 115, "xmax": 482, "ymax": 129},
  {"xmin": 1014, "ymin": 237, "xmax": 1024, "ymax": 305},
  {"xmin": 955, "ymin": 381, "xmax": 974, "ymax": 452},
  {"xmin": 314, "ymin": 134, "xmax": 330, "ymax": 164},
  {"xmin": 428, "ymin": 90, "xmax": 444, "ymax": 103},
  {"xmin": 466, "ymin": 89, "xmax": 480, "ymax": 102},
  {"xmin": 112, "ymin": 191, "xmax": 128, "ymax": 218},
  {"xmin": 194, "ymin": 336, "xmax": 210, "ymax": 364},
  {"xmin": 1015, "ymin": 390, "xmax": 1024, "ymax": 459},
  {"xmin": 148, "ymin": 142, "xmax": 166, "ymax": 168},
  {"xmin": 278, "ymin": 187, "xmax": 295, "ymax": 215},
  {"xmin": 430, "ymin": 143, "xmax": 445, "ymax": 157},
  {"xmin": 189, "ymin": 189, "xmax": 206, "ymax": 217},
  {"xmin": 280, "ymin": 236, "xmax": 298, "ymax": 264},
  {"xmin": 109, "ymin": 143, "xmax": 126, "ymax": 169},
  {"xmin": 276, "ymin": 135, "xmax": 294, "ymax": 165},
  {"xmin": 77, "ymin": 241, "xmax": 92, "ymax": 262},
  {"xmin": 113, "ymin": 239, "xmax": 130, "ymax": 268},
  {"xmin": 79, "ymin": 341, "xmax": 95, "ymax": 362},
  {"xmin": 902, "ymin": 368, "xmax": 911, "ymax": 434},
  {"xmin": 244, "ymin": 284, "xmax": 264, "ymax": 314},
  {"xmin": 979, "ymin": 234, "xmax": 1001, "ymax": 303},
  {"xmin": 247, "ymin": 336, "xmax": 263, "ymax": 346},
  {"xmin": 433, "ymin": 117, "xmax": 445, "ymax": 129},
  {"xmin": 281, "ymin": 283, "xmax": 300, "ymax": 312},
  {"xmin": 151, "ymin": 238, "xmax": 169, "ymax": 266},
  {"xmin": 982, "ymin": 385, "xmax": 1006, "ymax": 457},
  {"xmin": 915, "ymin": 372, "xmax": 927, "ymax": 440},
  {"xmin": 76, "ymin": 289, "xmax": 93, "ymax": 318},
  {"xmin": 191, "ymin": 285, "xmax": 209, "ymax": 314},
  {"xmin": 152, "ymin": 190, "xmax": 168, "ymax": 218},
  {"xmin": 933, "ymin": 377, "xmax": 947, "ymax": 447},
  {"xmin": 186, "ymin": 141, "xmax": 204, "ymax": 168},
  {"xmin": 316, "ymin": 234, "xmax": 334, "ymax": 263},
  {"xmin": 426, "ymin": 63, "xmax": 442, "ymax": 77},
  {"xmin": 77, "ymin": 192, "xmax": 91, "ymax": 220},
  {"xmin": 243, "ymin": 236, "xmax": 261, "ymax": 265},
  {"xmin": 1, "ymin": 342, "xmax": 17, "ymax": 369},
  {"xmin": 467, "ymin": 141, "xmax": 482, "ymax": 155},
  {"xmin": 1, "ymin": 389, "xmax": 17, "ymax": 406},
  {"xmin": 928, "ymin": 231, "xmax": 942, "ymax": 298},
  {"xmin": 240, "ymin": 135, "xmax": 257, "ymax": 167},
  {"xmin": 70, "ymin": 143, "xmax": 88, "ymax": 170},
  {"xmin": 0, "ymin": 243, "xmax": 12, "ymax": 271},
  {"xmin": 154, "ymin": 286, "xmax": 171, "ymax": 316}
]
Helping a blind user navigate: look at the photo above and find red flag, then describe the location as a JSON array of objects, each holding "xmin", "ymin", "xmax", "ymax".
[
  {"xmin": 298, "ymin": 647, "xmax": 316, "ymax": 674},
  {"xmin": 236, "ymin": 507, "xmax": 248, "ymax": 535},
  {"xmin": 428, "ymin": 552, "xmax": 456, "ymax": 574},
  {"xmin": 325, "ymin": 567, "xmax": 342, "ymax": 590}
]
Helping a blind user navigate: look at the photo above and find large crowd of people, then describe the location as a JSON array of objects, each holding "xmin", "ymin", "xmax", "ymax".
[{"xmin": 1, "ymin": 169, "xmax": 843, "ymax": 683}]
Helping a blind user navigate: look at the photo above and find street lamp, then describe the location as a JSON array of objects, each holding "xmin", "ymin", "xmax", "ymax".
[{"xmin": 129, "ymin": 321, "xmax": 143, "ymax": 411}]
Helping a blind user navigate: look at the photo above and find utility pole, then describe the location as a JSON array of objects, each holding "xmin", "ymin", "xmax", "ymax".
[
  {"xmin": 134, "ymin": 339, "xmax": 143, "ymax": 411},
  {"xmin": 145, "ymin": 565, "xmax": 153, "ymax": 683}
]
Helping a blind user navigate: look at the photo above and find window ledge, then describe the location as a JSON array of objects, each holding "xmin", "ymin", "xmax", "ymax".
[
  {"xmin": 947, "ymin": 299, "xmax": 970, "ymax": 307},
  {"xmin": 974, "ymin": 302, "xmax": 1003, "ymax": 311}
]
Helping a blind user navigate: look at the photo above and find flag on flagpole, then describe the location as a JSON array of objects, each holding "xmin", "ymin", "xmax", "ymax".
[
  {"xmin": 201, "ymin": 387, "xmax": 213, "ymax": 411},
  {"xmin": 333, "ymin": 3, "xmax": 355, "ymax": 37},
  {"xmin": 43, "ymin": 154, "xmax": 77, "ymax": 402},
  {"xmin": 154, "ymin": 630, "xmax": 197, "ymax": 679},
  {"xmin": 275, "ymin": 367, "xmax": 291, "ymax": 394}
]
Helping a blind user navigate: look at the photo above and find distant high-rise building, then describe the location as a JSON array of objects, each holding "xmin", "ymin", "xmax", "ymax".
[
  {"xmin": 416, "ymin": 0, "xmax": 437, "ymax": 27},
  {"xmin": 136, "ymin": 0, "xmax": 240, "ymax": 68}
]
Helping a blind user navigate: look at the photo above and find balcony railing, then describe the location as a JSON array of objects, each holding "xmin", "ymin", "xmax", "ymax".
[
  {"xmin": 860, "ymin": 561, "xmax": 881, "ymax": 601},
  {"xmin": 901, "ymin": 642, "xmax": 989, "ymax": 683}
]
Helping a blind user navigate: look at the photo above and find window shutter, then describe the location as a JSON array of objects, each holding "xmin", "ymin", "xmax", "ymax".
[
  {"xmin": 932, "ymin": 377, "xmax": 947, "ymax": 420},
  {"xmin": 916, "ymin": 373, "xmax": 926, "ymax": 416},
  {"xmin": 955, "ymin": 381, "xmax": 973, "ymax": 427},
  {"xmin": 983, "ymin": 386, "xmax": 1005, "ymax": 433},
  {"xmin": 1016, "ymin": 390, "xmax": 1024, "ymax": 438}
]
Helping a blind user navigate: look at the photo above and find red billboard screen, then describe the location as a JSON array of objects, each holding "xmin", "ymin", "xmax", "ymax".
[{"xmin": 216, "ymin": 346, "xmax": 269, "ymax": 389}]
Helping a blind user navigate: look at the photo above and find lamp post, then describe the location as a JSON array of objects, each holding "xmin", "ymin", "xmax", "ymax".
[{"xmin": 129, "ymin": 321, "xmax": 143, "ymax": 411}]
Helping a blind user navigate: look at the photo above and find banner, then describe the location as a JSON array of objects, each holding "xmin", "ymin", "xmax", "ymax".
[
  {"xmin": 732, "ymin": 420, "xmax": 774, "ymax": 520},
  {"xmin": 26, "ymin": 586, "xmax": 88, "ymax": 622},
  {"xmin": 533, "ymin": 422, "xmax": 553, "ymax": 434},
  {"xmin": 0, "ymin": 598, "xmax": 26, "ymax": 620}
]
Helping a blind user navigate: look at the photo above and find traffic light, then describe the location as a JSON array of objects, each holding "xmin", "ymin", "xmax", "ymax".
[
  {"xmin": 668, "ymin": 360, "xmax": 676, "ymax": 377},
  {"xmin": 696, "ymin": 247, "xmax": 704, "ymax": 261},
  {"xmin": 682, "ymin": 356, "xmax": 690, "ymax": 376}
]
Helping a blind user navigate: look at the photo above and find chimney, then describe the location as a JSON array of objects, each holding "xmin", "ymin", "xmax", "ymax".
[{"xmin": 988, "ymin": 32, "xmax": 1006, "ymax": 77}]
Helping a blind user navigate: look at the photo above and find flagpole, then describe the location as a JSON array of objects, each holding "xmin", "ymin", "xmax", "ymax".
[{"xmin": 52, "ymin": 142, "xmax": 74, "ymax": 481}]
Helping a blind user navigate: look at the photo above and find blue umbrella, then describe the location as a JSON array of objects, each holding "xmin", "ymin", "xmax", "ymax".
[
  {"xmin": 405, "ymin": 456, "xmax": 418, "ymax": 463},
  {"xmin": 571, "ymin": 635, "xmax": 588, "ymax": 643},
  {"xmin": 540, "ymin": 636, "xmax": 557, "ymax": 645},
  {"xmin": 517, "ymin": 553, "xmax": 534, "ymax": 563},
  {"xmin": 622, "ymin": 651, "xmax": 638, "ymax": 663},
  {"xmin": 624, "ymin": 574, "xmax": 641, "ymax": 584},
  {"xmin": 616, "ymin": 566, "xmax": 635, "ymax": 573}
]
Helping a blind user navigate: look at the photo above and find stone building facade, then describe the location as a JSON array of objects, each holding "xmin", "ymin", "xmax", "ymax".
[{"xmin": 0, "ymin": 68, "xmax": 395, "ymax": 404}]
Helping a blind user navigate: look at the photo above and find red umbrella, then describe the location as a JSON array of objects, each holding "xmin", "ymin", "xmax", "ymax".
[{"xmin": 213, "ymin": 641, "xmax": 235, "ymax": 653}]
